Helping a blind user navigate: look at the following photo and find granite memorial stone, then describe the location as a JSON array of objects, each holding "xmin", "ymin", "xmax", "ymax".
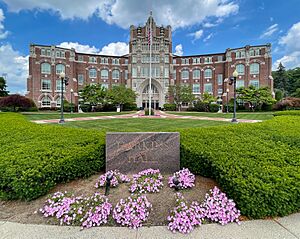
[{"xmin": 106, "ymin": 132, "xmax": 180, "ymax": 173}]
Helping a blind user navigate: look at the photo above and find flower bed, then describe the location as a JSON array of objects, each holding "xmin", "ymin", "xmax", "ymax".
[
  {"xmin": 40, "ymin": 191, "xmax": 112, "ymax": 229},
  {"xmin": 168, "ymin": 168, "xmax": 195, "ymax": 189},
  {"xmin": 129, "ymin": 168, "xmax": 163, "ymax": 194},
  {"xmin": 95, "ymin": 170, "xmax": 130, "ymax": 188},
  {"xmin": 113, "ymin": 195, "xmax": 152, "ymax": 229}
]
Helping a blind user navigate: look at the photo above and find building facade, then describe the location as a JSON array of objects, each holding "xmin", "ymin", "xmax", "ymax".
[{"xmin": 26, "ymin": 15, "xmax": 273, "ymax": 109}]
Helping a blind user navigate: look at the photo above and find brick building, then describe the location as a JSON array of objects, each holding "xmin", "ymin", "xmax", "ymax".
[{"xmin": 26, "ymin": 14, "xmax": 273, "ymax": 109}]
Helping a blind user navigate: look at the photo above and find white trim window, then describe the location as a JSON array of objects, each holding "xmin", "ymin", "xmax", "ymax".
[
  {"xmin": 250, "ymin": 63, "xmax": 260, "ymax": 74},
  {"xmin": 78, "ymin": 55, "xmax": 84, "ymax": 62},
  {"xmin": 181, "ymin": 70, "xmax": 189, "ymax": 79},
  {"xmin": 89, "ymin": 68, "xmax": 97, "ymax": 78},
  {"xmin": 250, "ymin": 80, "xmax": 259, "ymax": 89},
  {"xmin": 101, "ymin": 69, "xmax": 109, "ymax": 79},
  {"xmin": 204, "ymin": 69, "xmax": 212, "ymax": 78},
  {"xmin": 204, "ymin": 83, "xmax": 212, "ymax": 93},
  {"xmin": 164, "ymin": 68, "xmax": 169, "ymax": 78},
  {"xmin": 192, "ymin": 84, "xmax": 200, "ymax": 94},
  {"xmin": 89, "ymin": 56, "xmax": 97, "ymax": 63},
  {"xmin": 193, "ymin": 69, "xmax": 200, "ymax": 79},
  {"xmin": 192, "ymin": 58, "xmax": 200, "ymax": 64},
  {"xmin": 236, "ymin": 64, "xmax": 245, "ymax": 75},
  {"xmin": 132, "ymin": 67, "xmax": 137, "ymax": 78},
  {"xmin": 56, "ymin": 80, "xmax": 65, "ymax": 91},
  {"xmin": 217, "ymin": 74, "xmax": 223, "ymax": 85},
  {"xmin": 41, "ymin": 79, "xmax": 51, "ymax": 90},
  {"xmin": 41, "ymin": 96, "xmax": 51, "ymax": 107},
  {"xmin": 56, "ymin": 50, "xmax": 65, "ymax": 58},
  {"xmin": 236, "ymin": 80, "xmax": 245, "ymax": 88},
  {"xmin": 101, "ymin": 57, "xmax": 108, "ymax": 64},
  {"xmin": 112, "ymin": 69, "xmax": 120, "ymax": 79},
  {"xmin": 78, "ymin": 74, "xmax": 84, "ymax": 85},
  {"xmin": 112, "ymin": 59, "xmax": 119, "ymax": 65},
  {"xmin": 217, "ymin": 88, "xmax": 223, "ymax": 95},
  {"xmin": 41, "ymin": 63, "xmax": 51, "ymax": 74},
  {"xmin": 56, "ymin": 64, "xmax": 65, "ymax": 74},
  {"xmin": 204, "ymin": 57, "xmax": 212, "ymax": 63},
  {"xmin": 181, "ymin": 58, "xmax": 189, "ymax": 64}
]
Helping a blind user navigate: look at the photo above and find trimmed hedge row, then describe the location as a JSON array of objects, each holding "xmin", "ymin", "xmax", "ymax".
[
  {"xmin": 0, "ymin": 113, "xmax": 105, "ymax": 200},
  {"xmin": 180, "ymin": 116, "xmax": 300, "ymax": 219},
  {"xmin": 274, "ymin": 110, "xmax": 300, "ymax": 117}
]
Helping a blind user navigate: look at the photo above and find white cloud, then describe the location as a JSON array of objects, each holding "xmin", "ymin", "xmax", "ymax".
[
  {"xmin": 0, "ymin": 44, "xmax": 28, "ymax": 94},
  {"xmin": 274, "ymin": 22, "xmax": 300, "ymax": 69},
  {"xmin": 189, "ymin": 29, "xmax": 204, "ymax": 42},
  {"xmin": 174, "ymin": 44, "xmax": 183, "ymax": 56},
  {"xmin": 260, "ymin": 24, "xmax": 278, "ymax": 38},
  {"xmin": 203, "ymin": 22, "xmax": 217, "ymax": 28},
  {"xmin": 203, "ymin": 33, "xmax": 213, "ymax": 42},
  {"xmin": 2, "ymin": 0, "xmax": 239, "ymax": 30},
  {"xmin": 99, "ymin": 42, "xmax": 129, "ymax": 56},
  {"xmin": 57, "ymin": 42, "xmax": 100, "ymax": 54},
  {"xmin": 0, "ymin": 8, "xmax": 9, "ymax": 39}
]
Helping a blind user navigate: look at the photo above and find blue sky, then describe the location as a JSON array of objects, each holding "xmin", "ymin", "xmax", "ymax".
[{"xmin": 0, "ymin": 0, "xmax": 300, "ymax": 93}]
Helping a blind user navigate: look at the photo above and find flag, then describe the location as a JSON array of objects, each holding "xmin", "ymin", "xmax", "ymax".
[{"xmin": 148, "ymin": 25, "xmax": 152, "ymax": 46}]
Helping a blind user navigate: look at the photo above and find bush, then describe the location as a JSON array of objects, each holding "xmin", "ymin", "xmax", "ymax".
[
  {"xmin": 144, "ymin": 108, "xmax": 154, "ymax": 115},
  {"xmin": 163, "ymin": 103, "xmax": 176, "ymax": 111},
  {"xmin": 0, "ymin": 94, "xmax": 37, "ymax": 112},
  {"xmin": 274, "ymin": 110, "xmax": 300, "ymax": 116},
  {"xmin": 209, "ymin": 103, "xmax": 219, "ymax": 112},
  {"xmin": 180, "ymin": 116, "xmax": 300, "ymax": 219},
  {"xmin": 0, "ymin": 113, "xmax": 105, "ymax": 200},
  {"xmin": 123, "ymin": 102, "xmax": 138, "ymax": 111},
  {"xmin": 80, "ymin": 104, "xmax": 91, "ymax": 112},
  {"xmin": 273, "ymin": 97, "xmax": 300, "ymax": 111},
  {"xmin": 193, "ymin": 101, "xmax": 209, "ymax": 112}
]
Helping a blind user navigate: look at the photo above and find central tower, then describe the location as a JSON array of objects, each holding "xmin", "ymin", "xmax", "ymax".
[{"xmin": 128, "ymin": 13, "xmax": 172, "ymax": 109}]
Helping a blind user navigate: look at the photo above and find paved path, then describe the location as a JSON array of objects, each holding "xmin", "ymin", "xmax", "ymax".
[
  {"xmin": 0, "ymin": 213, "xmax": 299, "ymax": 239},
  {"xmin": 32, "ymin": 111, "xmax": 262, "ymax": 124}
]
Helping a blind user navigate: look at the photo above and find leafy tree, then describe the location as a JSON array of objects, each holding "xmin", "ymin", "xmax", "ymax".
[
  {"xmin": 108, "ymin": 85, "xmax": 137, "ymax": 111},
  {"xmin": 0, "ymin": 77, "xmax": 9, "ymax": 97},
  {"xmin": 202, "ymin": 92, "xmax": 216, "ymax": 104},
  {"xmin": 80, "ymin": 84, "xmax": 108, "ymax": 107},
  {"xmin": 287, "ymin": 67, "xmax": 300, "ymax": 97},
  {"xmin": 237, "ymin": 86, "xmax": 276, "ymax": 111},
  {"xmin": 168, "ymin": 85, "xmax": 195, "ymax": 111},
  {"xmin": 275, "ymin": 89, "xmax": 284, "ymax": 101},
  {"xmin": 0, "ymin": 94, "xmax": 36, "ymax": 112}
]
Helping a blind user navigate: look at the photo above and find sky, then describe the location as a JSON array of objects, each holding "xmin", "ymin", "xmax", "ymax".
[{"xmin": 0, "ymin": 0, "xmax": 300, "ymax": 94}]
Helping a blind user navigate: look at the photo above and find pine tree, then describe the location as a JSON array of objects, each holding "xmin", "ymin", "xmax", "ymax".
[
  {"xmin": 0, "ymin": 77, "xmax": 9, "ymax": 97},
  {"xmin": 273, "ymin": 62, "xmax": 289, "ymax": 96}
]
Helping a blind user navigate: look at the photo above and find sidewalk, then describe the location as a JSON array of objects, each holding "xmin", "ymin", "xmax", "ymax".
[{"xmin": 1, "ymin": 213, "xmax": 299, "ymax": 239}]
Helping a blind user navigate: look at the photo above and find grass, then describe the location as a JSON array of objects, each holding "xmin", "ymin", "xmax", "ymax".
[
  {"xmin": 61, "ymin": 118, "xmax": 229, "ymax": 132},
  {"xmin": 166, "ymin": 111, "xmax": 275, "ymax": 120},
  {"xmin": 23, "ymin": 111, "xmax": 136, "ymax": 120}
]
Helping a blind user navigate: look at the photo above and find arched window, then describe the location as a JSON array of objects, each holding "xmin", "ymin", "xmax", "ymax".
[
  {"xmin": 89, "ymin": 68, "xmax": 97, "ymax": 78},
  {"xmin": 204, "ymin": 69, "xmax": 212, "ymax": 78},
  {"xmin": 112, "ymin": 69, "xmax": 120, "ymax": 79},
  {"xmin": 250, "ymin": 63, "xmax": 260, "ymax": 74},
  {"xmin": 101, "ymin": 69, "xmax": 108, "ymax": 79},
  {"xmin": 56, "ymin": 97, "xmax": 65, "ymax": 107},
  {"xmin": 193, "ymin": 69, "xmax": 200, "ymax": 79},
  {"xmin": 236, "ymin": 64, "xmax": 245, "ymax": 75},
  {"xmin": 143, "ymin": 84, "xmax": 158, "ymax": 94},
  {"xmin": 41, "ymin": 96, "xmax": 51, "ymax": 107},
  {"xmin": 56, "ymin": 64, "xmax": 65, "ymax": 74},
  {"xmin": 41, "ymin": 63, "xmax": 51, "ymax": 74},
  {"xmin": 181, "ymin": 70, "xmax": 189, "ymax": 79}
]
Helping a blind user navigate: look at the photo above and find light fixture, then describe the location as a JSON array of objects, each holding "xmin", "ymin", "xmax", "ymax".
[{"xmin": 233, "ymin": 70, "xmax": 238, "ymax": 78}]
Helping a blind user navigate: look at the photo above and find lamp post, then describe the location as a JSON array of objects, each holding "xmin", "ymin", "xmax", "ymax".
[
  {"xmin": 70, "ymin": 89, "xmax": 74, "ymax": 114},
  {"xmin": 226, "ymin": 88, "xmax": 229, "ymax": 113},
  {"xmin": 58, "ymin": 72, "xmax": 68, "ymax": 124},
  {"xmin": 229, "ymin": 70, "xmax": 238, "ymax": 123}
]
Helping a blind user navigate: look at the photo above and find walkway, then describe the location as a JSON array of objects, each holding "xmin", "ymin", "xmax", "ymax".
[
  {"xmin": 1, "ymin": 213, "xmax": 299, "ymax": 239},
  {"xmin": 32, "ymin": 111, "xmax": 262, "ymax": 124}
]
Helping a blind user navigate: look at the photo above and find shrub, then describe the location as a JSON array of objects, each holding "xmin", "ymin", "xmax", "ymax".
[
  {"xmin": 180, "ymin": 116, "xmax": 300, "ymax": 219},
  {"xmin": 193, "ymin": 101, "xmax": 209, "ymax": 112},
  {"xmin": 80, "ymin": 104, "xmax": 91, "ymax": 112},
  {"xmin": 0, "ymin": 113, "xmax": 105, "ymax": 200},
  {"xmin": 123, "ymin": 102, "xmax": 138, "ymax": 111},
  {"xmin": 0, "ymin": 94, "xmax": 37, "ymax": 112},
  {"xmin": 144, "ymin": 108, "xmax": 154, "ymax": 115},
  {"xmin": 274, "ymin": 110, "xmax": 300, "ymax": 116},
  {"xmin": 163, "ymin": 103, "xmax": 176, "ymax": 111},
  {"xmin": 273, "ymin": 97, "xmax": 300, "ymax": 111},
  {"xmin": 209, "ymin": 103, "xmax": 219, "ymax": 112}
]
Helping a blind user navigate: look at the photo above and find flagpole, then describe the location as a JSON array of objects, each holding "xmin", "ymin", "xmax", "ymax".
[{"xmin": 149, "ymin": 11, "xmax": 152, "ymax": 116}]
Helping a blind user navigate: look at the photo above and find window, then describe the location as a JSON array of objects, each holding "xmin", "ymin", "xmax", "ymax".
[
  {"xmin": 164, "ymin": 68, "xmax": 169, "ymax": 78},
  {"xmin": 56, "ymin": 64, "xmax": 65, "ymax": 74},
  {"xmin": 89, "ymin": 57, "xmax": 97, "ymax": 63},
  {"xmin": 56, "ymin": 80, "xmax": 65, "ymax": 91},
  {"xmin": 173, "ymin": 59, "xmax": 177, "ymax": 64},
  {"xmin": 101, "ymin": 69, "xmax": 108, "ymax": 79},
  {"xmin": 41, "ymin": 79, "xmax": 51, "ymax": 90},
  {"xmin": 78, "ymin": 74, "xmax": 84, "ymax": 85},
  {"xmin": 236, "ymin": 80, "xmax": 244, "ymax": 88},
  {"xmin": 250, "ymin": 63, "xmax": 260, "ymax": 74},
  {"xmin": 250, "ymin": 80, "xmax": 259, "ymax": 89},
  {"xmin": 78, "ymin": 55, "xmax": 84, "ymax": 62},
  {"xmin": 112, "ymin": 69, "xmax": 120, "ymax": 79},
  {"xmin": 101, "ymin": 57, "xmax": 108, "ymax": 64},
  {"xmin": 164, "ymin": 55, "xmax": 169, "ymax": 63},
  {"xmin": 217, "ymin": 74, "xmax": 223, "ymax": 85},
  {"xmin": 41, "ymin": 49, "xmax": 46, "ymax": 56},
  {"xmin": 125, "ymin": 70, "xmax": 128, "ymax": 80},
  {"xmin": 249, "ymin": 50, "xmax": 254, "ymax": 56},
  {"xmin": 236, "ymin": 64, "xmax": 245, "ymax": 75},
  {"xmin": 218, "ymin": 89, "xmax": 223, "ymax": 95},
  {"xmin": 41, "ymin": 63, "xmax": 51, "ymax": 74},
  {"xmin": 255, "ymin": 49, "xmax": 260, "ymax": 56},
  {"xmin": 217, "ymin": 56, "xmax": 223, "ymax": 62},
  {"xmin": 141, "ymin": 67, "xmax": 149, "ymax": 77},
  {"xmin": 132, "ymin": 67, "xmax": 137, "ymax": 77},
  {"xmin": 193, "ymin": 69, "xmax": 200, "ymax": 79},
  {"xmin": 125, "ymin": 59, "xmax": 128, "ymax": 64},
  {"xmin": 89, "ymin": 68, "xmax": 97, "ymax": 78},
  {"xmin": 151, "ymin": 67, "xmax": 160, "ymax": 77},
  {"xmin": 181, "ymin": 70, "xmax": 189, "ymax": 79},
  {"xmin": 204, "ymin": 83, "xmax": 212, "ymax": 93},
  {"xmin": 41, "ymin": 96, "xmax": 51, "ymax": 107},
  {"xmin": 102, "ymin": 83, "xmax": 109, "ymax": 89},
  {"xmin": 56, "ymin": 97, "xmax": 62, "ymax": 107},
  {"xmin": 173, "ymin": 69, "xmax": 176, "ymax": 80},
  {"xmin": 204, "ymin": 57, "xmax": 212, "ymax": 63},
  {"xmin": 112, "ymin": 59, "xmax": 119, "ymax": 65},
  {"xmin": 192, "ymin": 84, "xmax": 200, "ymax": 93},
  {"xmin": 204, "ymin": 69, "xmax": 212, "ymax": 78},
  {"xmin": 132, "ymin": 56, "xmax": 137, "ymax": 63},
  {"xmin": 193, "ymin": 58, "xmax": 200, "ymax": 64},
  {"xmin": 56, "ymin": 51, "xmax": 65, "ymax": 58},
  {"xmin": 236, "ymin": 51, "xmax": 245, "ymax": 58},
  {"xmin": 181, "ymin": 58, "xmax": 189, "ymax": 64}
]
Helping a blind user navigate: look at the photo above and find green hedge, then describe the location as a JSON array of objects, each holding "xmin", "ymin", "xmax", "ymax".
[
  {"xmin": 274, "ymin": 110, "xmax": 300, "ymax": 117},
  {"xmin": 0, "ymin": 113, "xmax": 105, "ymax": 200},
  {"xmin": 180, "ymin": 116, "xmax": 300, "ymax": 219}
]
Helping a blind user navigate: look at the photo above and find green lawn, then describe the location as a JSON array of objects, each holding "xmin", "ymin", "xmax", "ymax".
[
  {"xmin": 166, "ymin": 111, "xmax": 274, "ymax": 120},
  {"xmin": 61, "ymin": 118, "xmax": 229, "ymax": 132},
  {"xmin": 23, "ymin": 111, "xmax": 136, "ymax": 120}
]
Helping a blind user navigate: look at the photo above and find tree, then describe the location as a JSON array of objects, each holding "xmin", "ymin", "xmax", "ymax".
[
  {"xmin": 272, "ymin": 63, "xmax": 289, "ymax": 96},
  {"xmin": 0, "ymin": 94, "xmax": 36, "ymax": 112},
  {"xmin": 80, "ymin": 84, "xmax": 108, "ymax": 107},
  {"xmin": 237, "ymin": 86, "xmax": 276, "ymax": 111},
  {"xmin": 108, "ymin": 85, "xmax": 137, "ymax": 111},
  {"xmin": 168, "ymin": 85, "xmax": 195, "ymax": 111},
  {"xmin": 287, "ymin": 67, "xmax": 300, "ymax": 97},
  {"xmin": 0, "ymin": 77, "xmax": 9, "ymax": 97}
]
